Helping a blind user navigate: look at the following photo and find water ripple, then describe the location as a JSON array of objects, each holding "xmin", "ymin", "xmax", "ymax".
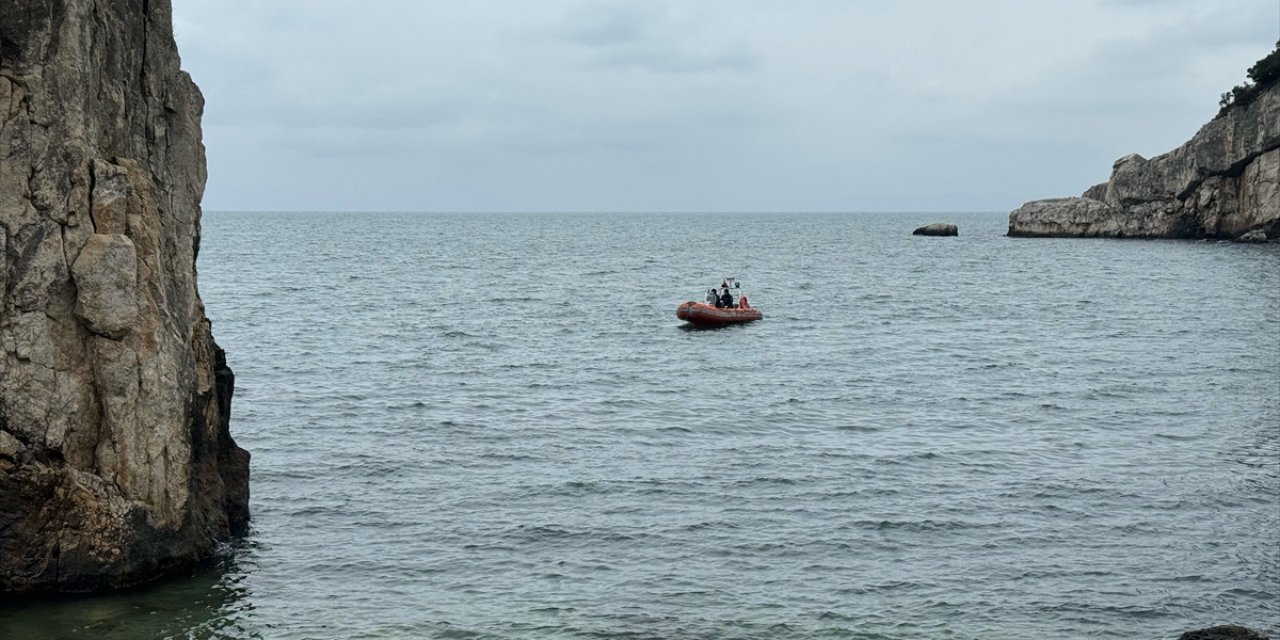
[{"xmin": 7, "ymin": 212, "xmax": 1275, "ymax": 640}]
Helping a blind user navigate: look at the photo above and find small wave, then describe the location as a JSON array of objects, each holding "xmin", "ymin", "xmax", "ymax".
[
  {"xmin": 835, "ymin": 518, "xmax": 987, "ymax": 533},
  {"xmin": 834, "ymin": 424, "xmax": 879, "ymax": 433},
  {"xmin": 732, "ymin": 476, "xmax": 801, "ymax": 486},
  {"xmin": 428, "ymin": 624, "xmax": 489, "ymax": 640},
  {"xmin": 284, "ymin": 504, "xmax": 343, "ymax": 517},
  {"xmin": 478, "ymin": 452, "xmax": 540, "ymax": 462},
  {"xmin": 559, "ymin": 480, "xmax": 607, "ymax": 494},
  {"xmin": 681, "ymin": 520, "xmax": 741, "ymax": 531},
  {"xmin": 528, "ymin": 606, "xmax": 576, "ymax": 614},
  {"xmin": 656, "ymin": 425, "xmax": 695, "ymax": 434},
  {"xmin": 388, "ymin": 400, "xmax": 428, "ymax": 411},
  {"xmin": 873, "ymin": 451, "xmax": 943, "ymax": 464},
  {"xmin": 835, "ymin": 579, "xmax": 925, "ymax": 595},
  {"xmin": 506, "ymin": 524, "xmax": 640, "ymax": 545},
  {"xmin": 1153, "ymin": 432, "xmax": 1199, "ymax": 441}
]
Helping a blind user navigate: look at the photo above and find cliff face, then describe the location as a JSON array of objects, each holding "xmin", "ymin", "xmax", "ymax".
[
  {"xmin": 0, "ymin": 1, "xmax": 249, "ymax": 593},
  {"xmin": 1008, "ymin": 79, "xmax": 1279, "ymax": 240}
]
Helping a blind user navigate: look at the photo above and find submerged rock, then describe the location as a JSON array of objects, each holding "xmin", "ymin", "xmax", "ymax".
[
  {"xmin": 913, "ymin": 223, "xmax": 959, "ymax": 236},
  {"xmin": 1234, "ymin": 229, "xmax": 1270, "ymax": 243},
  {"xmin": 1008, "ymin": 46, "xmax": 1280, "ymax": 241},
  {"xmin": 1177, "ymin": 625, "xmax": 1271, "ymax": 640},
  {"xmin": 0, "ymin": 0, "xmax": 249, "ymax": 593}
]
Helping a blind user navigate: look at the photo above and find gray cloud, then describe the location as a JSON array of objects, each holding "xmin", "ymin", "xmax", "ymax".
[
  {"xmin": 543, "ymin": 3, "xmax": 761, "ymax": 74},
  {"xmin": 172, "ymin": 0, "xmax": 1279, "ymax": 212},
  {"xmin": 548, "ymin": 3, "xmax": 656, "ymax": 47}
]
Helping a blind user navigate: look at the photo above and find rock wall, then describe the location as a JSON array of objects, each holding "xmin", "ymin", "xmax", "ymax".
[
  {"xmin": 0, "ymin": 0, "xmax": 249, "ymax": 593},
  {"xmin": 1008, "ymin": 79, "xmax": 1279, "ymax": 240}
]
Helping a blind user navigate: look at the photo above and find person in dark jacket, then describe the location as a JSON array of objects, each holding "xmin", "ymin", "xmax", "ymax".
[{"xmin": 720, "ymin": 288, "xmax": 735, "ymax": 308}]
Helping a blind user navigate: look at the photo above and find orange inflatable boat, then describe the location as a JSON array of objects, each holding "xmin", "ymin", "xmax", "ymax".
[{"xmin": 676, "ymin": 301, "xmax": 763, "ymax": 327}]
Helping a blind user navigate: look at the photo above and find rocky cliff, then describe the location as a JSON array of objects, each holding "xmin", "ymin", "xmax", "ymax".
[
  {"xmin": 0, "ymin": 0, "xmax": 249, "ymax": 593},
  {"xmin": 1008, "ymin": 56, "xmax": 1279, "ymax": 240}
]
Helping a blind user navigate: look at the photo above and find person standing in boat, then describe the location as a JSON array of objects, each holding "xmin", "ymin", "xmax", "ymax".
[{"xmin": 706, "ymin": 288, "xmax": 718, "ymax": 305}]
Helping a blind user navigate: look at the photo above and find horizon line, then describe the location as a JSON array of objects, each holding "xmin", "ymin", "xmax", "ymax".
[{"xmin": 200, "ymin": 209, "xmax": 1013, "ymax": 215}]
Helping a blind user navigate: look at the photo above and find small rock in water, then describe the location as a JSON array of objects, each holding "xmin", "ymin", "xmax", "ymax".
[
  {"xmin": 1177, "ymin": 625, "xmax": 1271, "ymax": 640},
  {"xmin": 1233, "ymin": 229, "xmax": 1269, "ymax": 244},
  {"xmin": 913, "ymin": 223, "xmax": 958, "ymax": 236}
]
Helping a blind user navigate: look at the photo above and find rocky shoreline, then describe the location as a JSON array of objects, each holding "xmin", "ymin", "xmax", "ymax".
[
  {"xmin": 1009, "ymin": 47, "xmax": 1279, "ymax": 241},
  {"xmin": 1, "ymin": 0, "xmax": 248, "ymax": 593}
]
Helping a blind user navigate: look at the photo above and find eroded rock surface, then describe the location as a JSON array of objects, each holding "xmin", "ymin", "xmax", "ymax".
[
  {"xmin": 0, "ymin": 0, "xmax": 249, "ymax": 593},
  {"xmin": 1008, "ymin": 79, "xmax": 1279, "ymax": 241}
]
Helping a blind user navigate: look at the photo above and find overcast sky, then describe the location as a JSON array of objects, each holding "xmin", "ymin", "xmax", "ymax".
[{"xmin": 171, "ymin": 0, "xmax": 1278, "ymax": 212}]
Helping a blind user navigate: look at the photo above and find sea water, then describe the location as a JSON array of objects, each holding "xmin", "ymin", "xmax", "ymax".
[{"xmin": 2, "ymin": 212, "xmax": 1277, "ymax": 639}]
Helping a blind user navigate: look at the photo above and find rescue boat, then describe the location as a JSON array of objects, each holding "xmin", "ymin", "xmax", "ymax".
[{"xmin": 676, "ymin": 301, "xmax": 763, "ymax": 327}]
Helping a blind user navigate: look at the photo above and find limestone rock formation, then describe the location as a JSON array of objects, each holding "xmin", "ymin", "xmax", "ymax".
[
  {"xmin": 0, "ymin": 0, "xmax": 249, "ymax": 593},
  {"xmin": 912, "ymin": 223, "xmax": 959, "ymax": 236},
  {"xmin": 1008, "ymin": 54, "xmax": 1279, "ymax": 241}
]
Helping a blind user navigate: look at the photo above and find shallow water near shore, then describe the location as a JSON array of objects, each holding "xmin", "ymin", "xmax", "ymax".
[{"xmin": 2, "ymin": 211, "xmax": 1277, "ymax": 639}]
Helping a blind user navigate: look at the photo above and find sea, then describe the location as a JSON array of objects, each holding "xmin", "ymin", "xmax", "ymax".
[{"xmin": 2, "ymin": 211, "xmax": 1277, "ymax": 640}]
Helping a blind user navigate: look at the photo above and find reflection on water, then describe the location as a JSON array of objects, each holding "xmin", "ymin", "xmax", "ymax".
[{"xmin": 0, "ymin": 542, "xmax": 256, "ymax": 640}]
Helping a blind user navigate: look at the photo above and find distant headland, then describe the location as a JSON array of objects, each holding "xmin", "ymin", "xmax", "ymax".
[{"xmin": 1009, "ymin": 44, "xmax": 1279, "ymax": 242}]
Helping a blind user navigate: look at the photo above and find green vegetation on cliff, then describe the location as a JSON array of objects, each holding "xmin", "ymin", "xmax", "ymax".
[{"xmin": 1217, "ymin": 41, "xmax": 1280, "ymax": 117}]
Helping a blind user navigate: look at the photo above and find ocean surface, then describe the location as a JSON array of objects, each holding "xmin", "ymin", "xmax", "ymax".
[{"xmin": 2, "ymin": 211, "xmax": 1278, "ymax": 640}]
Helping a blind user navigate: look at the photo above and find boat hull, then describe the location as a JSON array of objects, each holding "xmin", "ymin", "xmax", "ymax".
[{"xmin": 676, "ymin": 301, "xmax": 763, "ymax": 327}]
